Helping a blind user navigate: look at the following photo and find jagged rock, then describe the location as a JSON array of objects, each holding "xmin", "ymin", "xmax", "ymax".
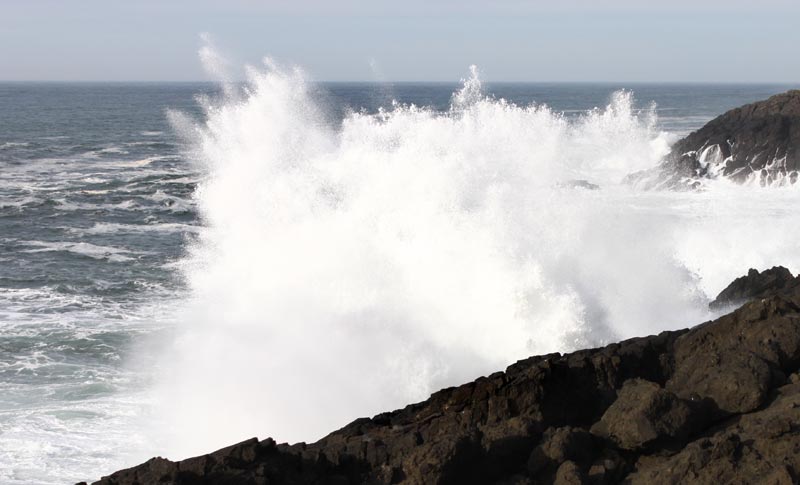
[
  {"xmin": 590, "ymin": 379, "xmax": 704, "ymax": 450},
  {"xmin": 625, "ymin": 90, "xmax": 800, "ymax": 189},
  {"xmin": 553, "ymin": 460, "xmax": 585, "ymax": 485},
  {"xmin": 527, "ymin": 426, "xmax": 593, "ymax": 474},
  {"xmin": 668, "ymin": 293, "xmax": 800, "ymax": 416},
  {"xmin": 90, "ymin": 267, "xmax": 800, "ymax": 485},
  {"xmin": 668, "ymin": 350, "xmax": 772, "ymax": 416},
  {"xmin": 587, "ymin": 454, "xmax": 623, "ymax": 484},
  {"xmin": 709, "ymin": 266, "xmax": 795, "ymax": 310},
  {"xmin": 626, "ymin": 382, "xmax": 800, "ymax": 484}
]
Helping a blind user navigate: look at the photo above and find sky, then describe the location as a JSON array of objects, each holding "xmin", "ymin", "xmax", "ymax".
[{"xmin": 1, "ymin": 0, "xmax": 800, "ymax": 82}]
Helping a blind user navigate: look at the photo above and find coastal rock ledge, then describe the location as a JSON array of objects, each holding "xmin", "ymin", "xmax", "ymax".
[
  {"xmin": 89, "ymin": 267, "xmax": 800, "ymax": 485},
  {"xmin": 625, "ymin": 89, "xmax": 800, "ymax": 189}
]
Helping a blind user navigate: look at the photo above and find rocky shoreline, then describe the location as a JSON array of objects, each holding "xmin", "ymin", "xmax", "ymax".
[
  {"xmin": 87, "ymin": 266, "xmax": 800, "ymax": 484},
  {"xmin": 626, "ymin": 89, "xmax": 800, "ymax": 189}
]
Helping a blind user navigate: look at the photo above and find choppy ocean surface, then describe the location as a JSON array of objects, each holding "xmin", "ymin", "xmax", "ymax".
[{"xmin": 1, "ymin": 78, "xmax": 799, "ymax": 483}]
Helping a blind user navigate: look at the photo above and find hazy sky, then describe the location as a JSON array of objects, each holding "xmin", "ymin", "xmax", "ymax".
[{"xmin": 2, "ymin": 0, "xmax": 800, "ymax": 82}]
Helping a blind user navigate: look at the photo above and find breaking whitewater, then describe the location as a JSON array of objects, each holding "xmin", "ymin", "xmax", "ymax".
[{"xmin": 2, "ymin": 58, "xmax": 800, "ymax": 484}]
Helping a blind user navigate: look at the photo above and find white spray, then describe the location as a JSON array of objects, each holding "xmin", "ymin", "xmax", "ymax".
[{"xmin": 149, "ymin": 54, "xmax": 800, "ymax": 460}]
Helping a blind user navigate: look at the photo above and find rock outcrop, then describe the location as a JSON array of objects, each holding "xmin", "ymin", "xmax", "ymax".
[
  {"xmin": 88, "ymin": 267, "xmax": 800, "ymax": 485},
  {"xmin": 709, "ymin": 266, "xmax": 795, "ymax": 310},
  {"xmin": 625, "ymin": 90, "xmax": 800, "ymax": 189}
]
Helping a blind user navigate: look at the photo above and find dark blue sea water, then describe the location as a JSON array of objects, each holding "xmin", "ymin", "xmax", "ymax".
[{"xmin": 1, "ymin": 81, "xmax": 798, "ymax": 483}]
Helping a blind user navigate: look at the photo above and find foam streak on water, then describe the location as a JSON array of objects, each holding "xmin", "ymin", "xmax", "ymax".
[{"xmin": 146, "ymin": 59, "xmax": 800, "ymax": 460}]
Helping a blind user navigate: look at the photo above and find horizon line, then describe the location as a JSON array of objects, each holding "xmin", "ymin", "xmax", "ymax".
[{"xmin": 1, "ymin": 79, "xmax": 799, "ymax": 86}]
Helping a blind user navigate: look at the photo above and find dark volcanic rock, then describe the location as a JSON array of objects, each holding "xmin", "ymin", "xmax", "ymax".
[
  {"xmin": 625, "ymin": 90, "xmax": 800, "ymax": 189},
  {"xmin": 553, "ymin": 460, "xmax": 585, "ymax": 485},
  {"xmin": 527, "ymin": 426, "xmax": 594, "ymax": 474},
  {"xmin": 92, "ymin": 268, "xmax": 800, "ymax": 485},
  {"xmin": 709, "ymin": 266, "xmax": 795, "ymax": 310},
  {"xmin": 668, "ymin": 290, "xmax": 800, "ymax": 416},
  {"xmin": 590, "ymin": 379, "xmax": 705, "ymax": 450},
  {"xmin": 626, "ymin": 382, "xmax": 800, "ymax": 484}
]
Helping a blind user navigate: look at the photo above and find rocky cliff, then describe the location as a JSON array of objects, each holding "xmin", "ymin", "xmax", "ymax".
[
  {"xmin": 88, "ymin": 267, "xmax": 800, "ymax": 484},
  {"xmin": 625, "ymin": 90, "xmax": 800, "ymax": 189}
]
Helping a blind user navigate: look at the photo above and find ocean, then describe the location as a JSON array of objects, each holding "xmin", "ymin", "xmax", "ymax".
[{"xmin": 1, "ymin": 76, "xmax": 799, "ymax": 484}]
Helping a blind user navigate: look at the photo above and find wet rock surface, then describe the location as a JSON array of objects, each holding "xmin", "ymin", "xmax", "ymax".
[
  {"xmin": 625, "ymin": 90, "xmax": 800, "ymax": 189},
  {"xmin": 89, "ymin": 267, "xmax": 800, "ymax": 485},
  {"xmin": 709, "ymin": 266, "xmax": 795, "ymax": 310}
]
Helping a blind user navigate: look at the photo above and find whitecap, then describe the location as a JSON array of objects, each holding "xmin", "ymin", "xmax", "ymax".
[
  {"xmin": 145, "ymin": 190, "xmax": 194, "ymax": 213},
  {"xmin": 113, "ymin": 158, "xmax": 155, "ymax": 168},
  {"xmin": 0, "ymin": 197, "xmax": 43, "ymax": 209},
  {"xmin": 18, "ymin": 241, "xmax": 137, "ymax": 262},
  {"xmin": 51, "ymin": 199, "xmax": 140, "ymax": 212},
  {"xmin": 97, "ymin": 146, "xmax": 128, "ymax": 155},
  {"xmin": 0, "ymin": 142, "xmax": 30, "ymax": 149},
  {"xmin": 70, "ymin": 222, "xmax": 200, "ymax": 235}
]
